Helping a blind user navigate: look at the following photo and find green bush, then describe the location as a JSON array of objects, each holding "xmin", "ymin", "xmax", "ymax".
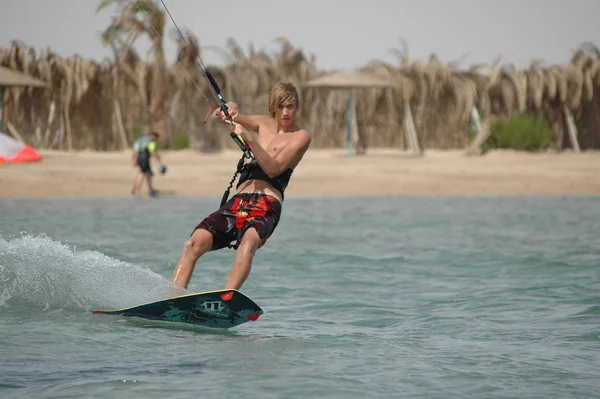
[
  {"xmin": 465, "ymin": 127, "xmax": 478, "ymax": 143},
  {"xmin": 171, "ymin": 130, "xmax": 190, "ymax": 150},
  {"xmin": 487, "ymin": 114, "xmax": 552, "ymax": 151},
  {"xmin": 465, "ymin": 114, "xmax": 552, "ymax": 151}
]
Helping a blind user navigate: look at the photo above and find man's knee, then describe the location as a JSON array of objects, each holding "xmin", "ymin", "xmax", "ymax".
[
  {"xmin": 183, "ymin": 229, "xmax": 213, "ymax": 258},
  {"xmin": 237, "ymin": 228, "xmax": 261, "ymax": 255}
]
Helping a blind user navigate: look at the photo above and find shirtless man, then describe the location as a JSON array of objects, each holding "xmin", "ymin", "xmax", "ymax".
[{"xmin": 170, "ymin": 82, "xmax": 311, "ymax": 290}]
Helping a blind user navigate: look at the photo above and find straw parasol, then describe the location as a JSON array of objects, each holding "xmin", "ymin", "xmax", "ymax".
[
  {"xmin": 0, "ymin": 66, "xmax": 48, "ymax": 133},
  {"xmin": 303, "ymin": 69, "xmax": 393, "ymax": 155},
  {"xmin": 0, "ymin": 66, "xmax": 48, "ymax": 87}
]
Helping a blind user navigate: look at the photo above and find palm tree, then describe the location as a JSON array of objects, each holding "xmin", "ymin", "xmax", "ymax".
[{"xmin": 97, "ymin": 0, "xmax": 168, "ymax": 140}]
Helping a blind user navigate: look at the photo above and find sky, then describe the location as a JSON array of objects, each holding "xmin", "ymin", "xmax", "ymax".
[{"xmin": 1, "ymin": 0, "xmax": 599, "ymax": 71}]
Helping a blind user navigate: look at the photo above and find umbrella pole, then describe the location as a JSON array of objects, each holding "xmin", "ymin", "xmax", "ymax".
[
  {"xmin": 346, "ymin": 88, "xmax": 353, "ymax": 156},
  {"xmin": 0, "ymin": 86, "xmax": 4, "ymax": 132}
]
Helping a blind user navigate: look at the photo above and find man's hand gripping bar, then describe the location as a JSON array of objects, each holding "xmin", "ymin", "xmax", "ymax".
[{"xmin": 201, "ymin": 68, "xmax": 253, "ymax": 159}]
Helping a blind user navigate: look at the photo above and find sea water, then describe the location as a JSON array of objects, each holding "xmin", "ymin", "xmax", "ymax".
[{"xmin": 1, "ymin": 195, "xmax": 599, "ymax": 398}]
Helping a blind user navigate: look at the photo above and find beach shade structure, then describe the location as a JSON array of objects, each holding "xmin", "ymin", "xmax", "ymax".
[
  {"xmin": 0, "ymin": 66, "xmax": 48, "ymax": 87},
  {"xmin": 303, "ymin": 69, "xmax": 393, "ymax": 156},
  {"xmin": 0, "ymin": 132, "xmax": 42, "ymax": 164},
  {"xmin": 0, "ymin": 66, "xmax": 48, "ymax": 132}
]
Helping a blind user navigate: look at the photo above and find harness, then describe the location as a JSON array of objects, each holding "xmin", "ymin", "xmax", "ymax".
[{"xmin": 220, "ymin": 154, "xmax": 252, "ymax": 207}]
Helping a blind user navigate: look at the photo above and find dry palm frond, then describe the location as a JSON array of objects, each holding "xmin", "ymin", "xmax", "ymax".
[
  {"xmin": 447, "ymin": 53, "xmax": 469, "ymax": 70},
  {"xmin": 451, "ymin": 74, "xmax": 478, "ymax": 122},
  {"xmin": 554, "ymin": 66, "xmax": 569, "ymax": 104},
  {"xmin": 564, "ymin": 64, "xmax": 584, "ymax": 110},
  {"xmin": 498, "ymin": 65, "xmax": 527, "ymax": 114},
  {"xmin": 388, "ymin": 37, "xmax": 411, "ymax": 70},
  {"xmin": 578, "ymin": 42, "xmax": 600, "ymax": 59},
  {"xmin": 174, "ymin": 27, "xmax": 200, "ymax": 67},
  {"xmin": 588, "ymin": 60, "xmax": 600, "ymax": 86},
  {"xmin": 527, "ymin": 61, "xmax": 545, "ymax": 111},
  {"xmin": 543, "ymin": 66, "xmax": 559, "ymax": 101},
  {"xmin": 271, "ymin": 37, "xmax": 308, "ymax": 82},
  {"xmin": 570, "ymin": 49, "xmax": 590, "ymax": 69},
  {"xmin": 225, "ymin": 37, "xmax": 248, "ymax": 63},
  {"xmin": 424, "ymin": 53, "xmax": 452, "ymax": 99},
  {"xmin": 273, "ymin": 37, "xmax": 306, "ymax": 65},
  {"xmin": 582, "ymin": 68, "xmax": 594, "ymax": 102}
]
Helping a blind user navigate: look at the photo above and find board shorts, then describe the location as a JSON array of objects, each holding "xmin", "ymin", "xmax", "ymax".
[
  {"xmin": 194, "ymin": 193, "xmax": 282, "ymax": 250},
  {"xmin": 136, "ymin": 154, "xmax": 152, "ymax": 175}
]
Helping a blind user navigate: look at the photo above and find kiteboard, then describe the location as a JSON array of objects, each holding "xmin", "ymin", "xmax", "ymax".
[{"xmin": 92, "ymin": 289, "xmax": 263, "ymax": 329}]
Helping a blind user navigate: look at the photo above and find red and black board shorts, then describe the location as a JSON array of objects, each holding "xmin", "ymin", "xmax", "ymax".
[{"xmin": 194, "ymin": 193, "xmax": 282, "ymax": 250}]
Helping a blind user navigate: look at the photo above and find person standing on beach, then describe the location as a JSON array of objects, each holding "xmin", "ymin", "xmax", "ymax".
[
  {"xmin": 170, "ymin": 82, "xmax": 311, "ymax": 291},
  {"xmin": 131, "ymin": 131, "xmax": 165, "ymax": 197}
]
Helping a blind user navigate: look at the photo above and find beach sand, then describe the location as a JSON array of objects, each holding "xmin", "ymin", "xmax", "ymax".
[{"xmin": 1, "ymin": 148, "xmax": 599, "ymax": 199}]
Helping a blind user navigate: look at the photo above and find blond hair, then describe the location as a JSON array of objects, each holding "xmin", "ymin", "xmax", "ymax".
[{"xmin": 268, "ymin": 82, "xmax": 300, "ymax": 117}]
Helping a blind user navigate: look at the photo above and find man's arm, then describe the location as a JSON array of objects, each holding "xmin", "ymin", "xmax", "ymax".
[
  {"xmin": 234, "ymin": 114, "xmax": 270, "ymax": 133},
  {"xmin": 214, "ymin": 102, "xmax": 268, "ymax": 133},
  {"xmin": 148, "ymin": 142, "xmax": 162, "ymax": 164},
  {"xmin": 236, "ymin": 124, "xmax": 311, "ymax": 177},
  {"xmin": 152, "ymin": 151, "xmax": 162, "ymax": 164}
]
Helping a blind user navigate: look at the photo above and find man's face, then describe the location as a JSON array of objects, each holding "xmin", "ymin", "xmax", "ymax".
[{"xmin": 275, "ymin": 101, "xmax": 298, "ymax": 127}]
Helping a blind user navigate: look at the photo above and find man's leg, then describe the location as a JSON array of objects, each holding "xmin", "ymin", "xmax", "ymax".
[
  {"xmin": 131, "ymin": 173, "xmax": 137, "ymax": 195},
  {"xmin": 145, "ymin": 174, "xmax": 156, "ymax": 196},
  {"xmin": 131, "ymin": 170, "xmax": 143, "ymax": 195},
  {"xmin": 171, "ymin": 228, "xmax": 213, "ymax": 289},
  {"xmin": 225, "ymin": 228, "xmax": 262, "ymax": 290}
]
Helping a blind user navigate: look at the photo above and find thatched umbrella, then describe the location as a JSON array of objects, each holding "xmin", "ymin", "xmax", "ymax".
[
  {"xmin": 0, "ymin": 65, "xmax": 47, "ymax": 134},
  {"xmin": 303, "ymin": 69, "xmax": 393, "ymax": 155}
]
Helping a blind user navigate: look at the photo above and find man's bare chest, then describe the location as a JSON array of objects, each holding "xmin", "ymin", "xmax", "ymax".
[{"xmin": 258, "ymin": 134, "xmax": 293, "ymax": 156}]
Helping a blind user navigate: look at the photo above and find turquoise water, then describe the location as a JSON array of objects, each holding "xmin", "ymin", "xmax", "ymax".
[{"xmin": 1, "ymin": 195, "xmax": 599, "ymax": 398}]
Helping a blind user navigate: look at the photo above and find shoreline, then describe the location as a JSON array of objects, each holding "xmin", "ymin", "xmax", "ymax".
[{"xmin": 2, "ymin": 148, "xmax": 600, "ymax": 199}]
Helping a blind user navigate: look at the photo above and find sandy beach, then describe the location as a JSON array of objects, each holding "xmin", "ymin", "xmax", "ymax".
[{"xmin": 1, "ymin": 148, "xmax": 600, "ymax": 199}]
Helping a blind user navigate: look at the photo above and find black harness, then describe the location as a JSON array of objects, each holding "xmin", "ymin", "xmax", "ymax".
[{"xmin": 220, "ymin": 154, "xmax": 251, "ymax": 207}]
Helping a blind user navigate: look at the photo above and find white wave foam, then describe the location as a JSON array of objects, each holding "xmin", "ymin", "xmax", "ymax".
[{"xmin": 0, "ymin": 234, "xmax": 183, "ymax": 312}]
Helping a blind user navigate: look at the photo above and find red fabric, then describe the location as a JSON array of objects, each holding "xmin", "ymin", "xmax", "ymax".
[
  {"xmin": 11, "ymin": 145, "xmax": 42, "ymax": 163},
  {"xmin": 0, "ymin": 132, "xmax": 42, "ymax": 164}
]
